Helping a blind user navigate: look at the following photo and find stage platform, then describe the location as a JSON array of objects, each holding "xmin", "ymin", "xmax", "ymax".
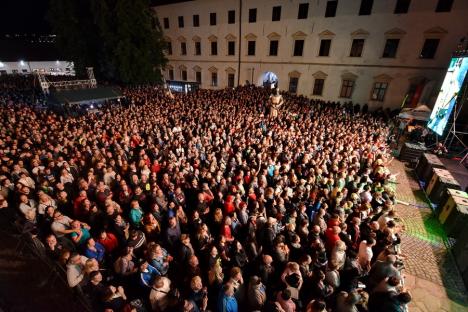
[{"xmin": 440, "ymin": 157, "xmax": 468, "ymax": 192}]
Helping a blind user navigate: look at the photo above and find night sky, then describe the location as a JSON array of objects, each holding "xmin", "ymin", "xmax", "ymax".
[
  {"xmin": 1, "ymin": 0, "xmax": 50, "ymax": 35},
  {"xmin": 0, "ymin": 0, "xmax": 191, "ymax": 35}
]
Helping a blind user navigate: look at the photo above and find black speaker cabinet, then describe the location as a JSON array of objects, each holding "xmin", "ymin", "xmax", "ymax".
[
  {"xmin": 415, "ymin": 153, "xmax": 445, "ymax": 183},
  {"xmin": 425, "ymin": 168, "xmax": 461, "ymax": 205}
]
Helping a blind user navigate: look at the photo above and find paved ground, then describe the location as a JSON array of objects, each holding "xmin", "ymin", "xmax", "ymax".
[{"xmin": 389, "ymin": 160, "xmax": 468, "ymax": 312}]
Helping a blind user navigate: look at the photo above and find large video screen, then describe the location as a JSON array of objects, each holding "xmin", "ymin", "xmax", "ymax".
[{"xmin": 428, "ymin": 57, "xmax": 468, "ymax": 136}]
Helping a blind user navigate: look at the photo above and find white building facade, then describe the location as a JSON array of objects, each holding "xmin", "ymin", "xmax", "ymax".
[
  {"xmin": 0, "ymin": 60, "xmax": 75, "ymax": 76},
  {"xmin": 154, "ymin": 0, "xmax": 468, "ymax": 109}
]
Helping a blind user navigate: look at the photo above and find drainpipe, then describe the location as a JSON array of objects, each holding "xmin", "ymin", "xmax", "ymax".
[{"xmin": 237, "ymin": 0, "xmax": 242, "ymax": 87}]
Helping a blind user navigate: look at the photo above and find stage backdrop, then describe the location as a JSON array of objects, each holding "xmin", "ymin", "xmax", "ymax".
[{"xmin": 428, "ymin": 57, "xmax": 468, "ymax": 136}]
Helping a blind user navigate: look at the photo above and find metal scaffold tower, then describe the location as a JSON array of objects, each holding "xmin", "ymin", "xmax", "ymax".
[{"xmin": 36, "ymin": 67, "xmax": 97, "ymax": 94}]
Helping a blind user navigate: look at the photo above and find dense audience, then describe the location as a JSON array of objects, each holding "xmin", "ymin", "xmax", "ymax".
[{"xmin": 0, "ymin": 82, "xmax": 409, "ymax": 312}]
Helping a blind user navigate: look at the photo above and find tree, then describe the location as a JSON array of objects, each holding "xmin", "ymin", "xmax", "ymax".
[{"xmin": 48, "ymin": 0, "xmax": 167, "ymax": 84}]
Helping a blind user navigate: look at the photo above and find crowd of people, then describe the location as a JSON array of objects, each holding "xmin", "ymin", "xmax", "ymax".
[{"xmin": 0, "ymin": 82, "xmax": 410, "ymax": 312}]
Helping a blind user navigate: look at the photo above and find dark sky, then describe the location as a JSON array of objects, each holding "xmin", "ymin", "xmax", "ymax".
[
  {"xmin": 1, "ymin": 0, "xmax": 50, "ymax": 35},
  {"xmin": 0, "ymin": 0, "xmax": 190, "ymax": 35}
]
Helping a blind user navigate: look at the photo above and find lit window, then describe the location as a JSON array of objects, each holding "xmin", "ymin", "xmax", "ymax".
[{"xmin": 371, "ymin": 82, "xmax": 388, "ymax": 101}]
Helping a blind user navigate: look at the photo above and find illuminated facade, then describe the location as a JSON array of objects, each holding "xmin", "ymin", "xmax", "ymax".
[{"xmin": 154, "ymin": 0, "xmax": 468, "ymax": 109}]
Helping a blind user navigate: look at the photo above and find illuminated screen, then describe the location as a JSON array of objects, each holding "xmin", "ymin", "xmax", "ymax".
[{"xmin": 427, "ymin": 57, "xmax": 468, "ymax": 136}]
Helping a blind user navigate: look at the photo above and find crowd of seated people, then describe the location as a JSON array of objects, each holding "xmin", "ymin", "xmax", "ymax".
[{"xmin": 0, "ymin": 82, "xmax": 410, "ymax": 312}]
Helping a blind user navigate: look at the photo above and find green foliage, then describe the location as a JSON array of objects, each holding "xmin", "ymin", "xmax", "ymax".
[{"xmin": 48, "ymin": 0, "xmax": 167, "ymax": 84}]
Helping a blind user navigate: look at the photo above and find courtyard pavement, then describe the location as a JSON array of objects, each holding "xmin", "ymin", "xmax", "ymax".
[{"xmin": 389, "ymin": 160, "xmax": 468, "ymax": 312}]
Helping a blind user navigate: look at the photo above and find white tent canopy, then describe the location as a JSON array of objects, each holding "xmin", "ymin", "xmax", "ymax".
[{"xmin": 398, "ymin": 104, "xmax": 432, "ymax": 121}]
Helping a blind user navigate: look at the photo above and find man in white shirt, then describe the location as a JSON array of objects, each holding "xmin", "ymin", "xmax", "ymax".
[
  {"xmin": 358, "ymin": 238, "xmax": 376, "ymax": 272},
  {"xmin": 149, "ymin": 276, "xmax": 172, "ymax": 312}
]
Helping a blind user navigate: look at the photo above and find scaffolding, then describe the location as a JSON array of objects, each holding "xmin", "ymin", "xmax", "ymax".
[{"xmin": 36, "ymin": 67, "xmax": 97, "ymax": 94}]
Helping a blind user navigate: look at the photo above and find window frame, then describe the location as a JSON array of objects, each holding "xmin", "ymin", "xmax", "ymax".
[
  {"xmin": 293, "ymin": 39, "xmax": 305, "ymax": 57},
  {"xmin": 195, "ymin": 71, "xmax": 202, "ymax": 84},
  {"xmin": 359, "ymin": 0, "xmax": 374, "ymax": 15},
  {"xmin": 228, "ymin": 10, "xmax": 236, "ymax": 24},
  {"xmin": 382, "ymin": 38, "xmax": 400, "ymax": 58},
  {"xmin": 195, "ymin": 41, "xmax": 201, "ymax": 55},
  {"xmin": 227, "ymin": 73, "xmax": 235, "ymax": 88},
  {"xmin": 313, "ymin": 78, "xmax": 325, "ymax": 96},
  {"xmin": 181, "ymin": 70, "xmax": 187, "ymax": 81},
  {"xmin": 394, "ymin": 0, "xmax": 411, "ymax": 14},
  {"xmin": 289, "ymin": 77, "xmax": 299, "ymax": 93},
  {"xmin": 247, "ymin": 40, "xmax": 256, "ymax": 56},
  {"xmin": 371, "ymin": 82, "xmax": 389, "ymax": 102},
  {"xmin": 211, "ymin": 72, "xmax": 218, "ymax": 87},
  {"xmin": 269, "ymin": 40, "xmax": 279, "ymax": 56},
  {"xmin": 228, "ymin": 41, "xmax": 236, "ymax": 56},
  {"xmin": 340, "ymin": 79, "xmax": 354, "ymax": 98},
  {"xmin": 419, "ymin": 38, "xmax": 440, "ymax": 59},
  {"xmin": 193, "ymin": 14, "xmax": 200, "ymax": 27},
  {"xmin": 272, "ymin": 6, "xmax": 282, "ymax": 21},
  {"xmin": 180, "ymin": 42, "xmax": 187, "ymax": 55},
  {"xmin": 319, "ymin": 39, "xmax": 331, "ymax": 57},
  {"xmin": 163, "ymin": 18, "xmax": 169, "ymax": 29},
  {"xmin": 211, "ymin": 41, "xmax": 218, "ymax": 56},
  {"xmin": 210, "ymin": 12, "xmax": 217, "ymax": 26},
  {"xmin": 350, "ymin": 39, "xmax": 365, "ymax": 57},
  {"xmin": 298, "ymin": 3, "xmax": 309, "ymax": 19},
  {"xmin": 178, "ymin": 16, "xmax": 184, "ymax": 28},
  {"xmin": 325, "ymin": 0, "xmax": 338, "ymax": 17},
  {"xmin": 435, "ymin": 0, "xmax": 454, "ymax": 12},
  {"xmin": 249, "ymin": 8, "xmax": 257, "ymax": 23}
]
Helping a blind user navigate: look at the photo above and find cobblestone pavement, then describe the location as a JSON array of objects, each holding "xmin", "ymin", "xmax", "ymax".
[{"xmin": 389, "ymin": 160, "xmax": 468, "ymax": 311}]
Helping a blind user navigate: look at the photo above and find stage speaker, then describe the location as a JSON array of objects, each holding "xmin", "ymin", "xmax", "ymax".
[
  {"xmin": 415, "ymin": 153, "xmax": 445, "ymax": 183},
  {"xmin": 452, "ymin": 226, "xmax": 468, "ymax": 287},
  {"xmin": 425, "ymin": 168, "xmax": 461, "ymax": 205},
  {"xmin": 399, "ymin": 142, "xmax": 427, "ymax": 163},
  {"xmin": 438, "ymin": 189, "xmax": 468, "ymax": 216},
  {"xmin": 439, "ymin": 195, "xmax": 468, "ymax": 237}
]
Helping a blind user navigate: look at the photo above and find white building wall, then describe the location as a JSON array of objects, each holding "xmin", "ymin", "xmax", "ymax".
[
  {"xmin": 154, "ymin": 0, "xmax": 468, "ymax": 109},
  {"xmin": 0, "ymin": 60, "xmax": 75, "ymax": 75}
]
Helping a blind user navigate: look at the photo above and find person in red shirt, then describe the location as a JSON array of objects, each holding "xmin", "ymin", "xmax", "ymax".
[
  {"xmin": 224, "ymin": 195, "xmax": 235, "ymax": 215},
  {"xmin": 324, "ymin": 226, "xmax": 342, "ymax": 252},
  {"xmin": 98, "ymin": 230, "xmax": 119, "ymax": 254},
  {"xmin": 221, "ymin": 216, "xmax": 234, "ymax": 242}
]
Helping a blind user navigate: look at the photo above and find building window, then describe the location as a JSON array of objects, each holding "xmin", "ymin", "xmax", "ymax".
[
  {"xmin": 163, "ymin": 18, "xmax": 169, "ymax": 29},
  {"xmin": 420, "ymin": 39, "xmax": 439, "ymax": 59},
  {"xmin": 228, "ymin": 73, "xmax": 235, "ymax": 87},
  {"xmin": 340, "ymin": 80, "xmax": 354, "ymax": 98},
  {"xmin": 181, "ymin": 70, "xmax": 187, "ymax": 81},
  {"xmin": 313, "ymin": 79, "xmax": 325, "ymax": 96},
  {"xmin": 272, "ymin": 6, "xmax": 281, "ymax": 21},
  {"xmin": 196, "ymin": 71, "xmax": 202, "ymax": 84},
  {"xmin": 319, "ymin": 39, "xmax": 331, "ymax": 56},
  {"xmin": 167, "ymin": 42, "xmax": 172, "ymax": 55},
  {"xmin": 289, "ymin": 77, "xmax": 299, "ymax": 93},
  {"xmin": 181, "ymin": 42, "xmax": 187, "ymax": 55},
  {"xmin": 247, "ymin": 41, "xmax": 256, "ymax": 56},
  {"xmin": 193, "ymin": 15, "xmax": 199, "ymax": 27},
  {"xmin": 269, "ymin": 40, "xmax": 279, "ymax": 56},
  {"xmin": 382, "ymin": 39, "xmax": 399, "ymax": 58},
  {"xmin": 211, "ymin": 72, "xmax": 218, "ymax": 86},
  {"xmin": 169, "ymin": 69, "xmax": 174, "ymax": 80},
  {"xmin": 394, "ymin": 0, "xmax": 411, "ymax": 14},
  {"xmin": 195, "ymin": 42, "xmax": 201, "ymax": 55},
  {"xmin": 211, "ymin": 41, "xmax": 218, "ymax": 55},
  {"xmin": 325, "ymin": 0, "xmax": 338, "ymax": 17},
  {"xmin": 350, "ymin": 39, "xmax": 364, "ymax": 57},
  {"xmin": 249, "ymin": 8, "xmax": 257, "ymax": 23},
  {"xmin": 210, "ymin": 13, "xmax": 217, "ymax": 25},
  {"xmin": 178, "ymin": 16, "xmax": 184, "ymax": 28},
  {"xmin": 298, "ymin": 3, "xmax": 309, "ymax": 19},
  {"xmin": 359, "ymin": 0, "xmax": 373, "ymax": 15},
  {"xmin": 228, "ymin": 41, "xmax": 235, "ymax": 56},
  {"xmin": 293, "ymin": 40, "xmax": 304, "ymax": 56},
  {"xmin": 228, "ymin": 10, "xmax": 235, "ymax": 24},
  {"xmin": 435, "ymin": 0, "xmax": 454, "ymax": 12},
  {"xmin": 371, "ymin": 82, "xmax": 388, "ymax": 101}
]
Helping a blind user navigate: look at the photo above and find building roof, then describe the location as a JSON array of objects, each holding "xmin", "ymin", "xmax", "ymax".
[
  {"xmin": 48, "ymin": 87, "xmax": 123, "ymax": 105},
  {"xmin": 0, "ymin": 39, "xmax": 62, "ymax": 62}
]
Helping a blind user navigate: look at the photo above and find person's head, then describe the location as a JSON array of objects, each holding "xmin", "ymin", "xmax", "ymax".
[
  {"xmin": 281, "ymin": 289, "xmax": 292, "ymax": 301},
  {"xmin": 189, "ymin": 255, "xmax": 199, "ymax": 267},
  {"xmin": 263, "ymin": 254, "xmax": 273, "ymax": 265},
  {"xmin": 89, "ymin": 270, "xmax": 103, "ymax": 284},
  {"xmin": 68, "ymin": 252, "xmax": 81, "ymax": 265},
  {"xmin": 397, "ymin": 292, "xmax": 412, "ymax": 304},
  {"xmin": 190, "ymin": 276, "xmax": 203, "ymax": 291},
  {"xmin": 46, "ymin": 234, "xmax": 57, "ymax": 246},
  {"xmin": 230, "ymin": 266, "xmax": 242, "ymax": 281},
  {"xmin": 87, "ymin": 238, "xmax": 95, "ymax": 247},
  {"xmin": 387, "ymin": 276, "xmax": 401, "ymax": 287},
  {"xmin": 307, "ymin": 300, "xmax": 326, "ymax": 312}
]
